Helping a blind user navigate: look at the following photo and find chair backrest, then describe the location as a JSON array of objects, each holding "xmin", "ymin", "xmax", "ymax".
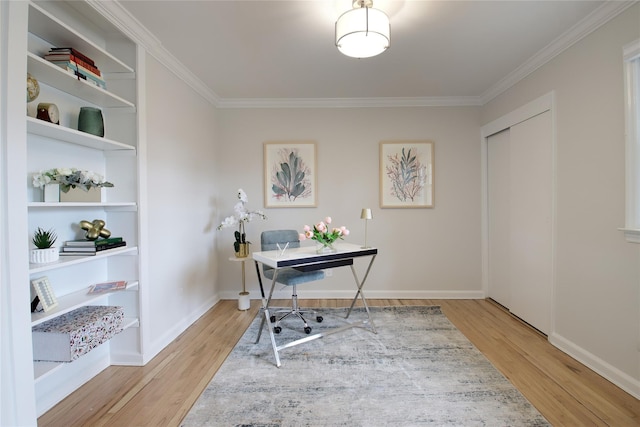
[{"xmin": 261, "ymin": 230, "xmax": 301, "ymax": 251}]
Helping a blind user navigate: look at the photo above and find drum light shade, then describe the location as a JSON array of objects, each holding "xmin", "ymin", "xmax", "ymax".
[{"xmin": 335, "ymin": 3, "xmax": 390, "ymax": 59}]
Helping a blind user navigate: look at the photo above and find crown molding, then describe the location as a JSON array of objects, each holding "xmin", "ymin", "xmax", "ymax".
[
  {"xmin": 88, "ymin": 0, "xmax": 220, "ymax": 106},
  {"xmin": 480, "ymin": 0, "xmax": 638, "ymax": 105},
  {"xmin": 216, "ymin": 96, "xmax": 482, "ymax": 109},
  {"xmin": 94, "ymin": 0, "xmax": 635, "ymax": 109}
]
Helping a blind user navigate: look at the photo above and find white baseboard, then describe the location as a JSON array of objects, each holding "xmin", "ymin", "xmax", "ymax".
[
  {"xmin": 144, "ymin": 293, "xmax": 220, "ymax": 363},
  {"xmin": 549, "ymin": 332, "xmax": 640, "ymax": 399},
  {"xmin": 219, "ymin": 289, "xmax": 485, "ymax": 300}
]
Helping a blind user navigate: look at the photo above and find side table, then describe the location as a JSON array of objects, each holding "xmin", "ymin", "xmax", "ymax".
[{"xmin": 228, "ymin": 256, "xmax": 250, "ymax": 310}]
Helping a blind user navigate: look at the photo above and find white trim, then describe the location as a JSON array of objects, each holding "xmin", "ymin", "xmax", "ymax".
[
  {"xmin": 216, "ymin": 96, "xmax": 482, "ymax": 109},
  {"xmin": 622, "ymin": 39, "xmax": 640, "ymax": 243},
  {"xmin": 480, "ymin": 1, "xmax": 637, "ymax": 104},
  {"xmin": 550, "ymin": 332, "xmax": 640, "ymax": 399},
  {"xmin": 88, "ymin": 0, "xmax": 633, "ymax": 109},
  {"xmin": 219, "ymin": 289, "xmax": 485, "ymax": 301}
]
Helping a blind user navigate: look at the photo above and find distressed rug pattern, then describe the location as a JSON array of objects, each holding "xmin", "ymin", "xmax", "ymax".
[{"xmin": 182, "ymin": 306, "xmax": 549, "ymax": 426}]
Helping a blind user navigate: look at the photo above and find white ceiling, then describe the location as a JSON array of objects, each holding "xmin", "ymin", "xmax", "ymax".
[{"xmin": 116, "ymin": 0, "xmax": 614, "ymax": 105}]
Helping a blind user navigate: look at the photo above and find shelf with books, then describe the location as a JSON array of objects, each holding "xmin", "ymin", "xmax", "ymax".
[
  {"xmin": 28, "ymin": 246, "xmax": 138, "ymax": 275},
  {"xmin": 27, "ymin": 117, "xmax": 135, "ymax": 151},
  {"xmin": 27, "ymin": 53, "xmax": 134, "ymax": 109},
  {"xmin": 28, "ymin": 2, "xmax": 133, "ymax": 74}
]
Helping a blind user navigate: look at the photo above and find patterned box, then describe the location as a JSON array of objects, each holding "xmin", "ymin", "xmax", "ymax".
[{"xmin": 32, "ymin": 305, "xmax": 124, "ymax": 362}]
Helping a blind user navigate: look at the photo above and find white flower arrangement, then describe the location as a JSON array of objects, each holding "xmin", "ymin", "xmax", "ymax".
[
  {"xmin": 217, "ymin": 189, "xmax": 267, "ymax": 252},
  {"xmin": 32, "ymin": 168, "xmax": 113, "ymax": 193}
]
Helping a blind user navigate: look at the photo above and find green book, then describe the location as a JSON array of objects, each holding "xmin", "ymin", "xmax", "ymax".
[{"xmin": 65, "ymin": 237, "xmax": 123, "ymax": 247}]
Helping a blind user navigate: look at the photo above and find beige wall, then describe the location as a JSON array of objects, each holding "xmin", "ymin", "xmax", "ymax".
[
  {"xmin": 144, "ymin": 54, "xmax": 220, "ymax": 355},
  {"xmin": 482, "ymin": 4, "xmax": 640, "ymax": 393},
  {"xmin": 214, "ymin": 106, "xmax": 483, "ymax": 299}
]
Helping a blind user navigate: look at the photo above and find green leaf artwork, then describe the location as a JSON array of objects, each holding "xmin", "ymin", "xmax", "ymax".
[
  {"xmin": 386, "ymin": 147, "xmax": 427, "ymax": 202},
  {"xmin": 271, "ymin": 149, "xmax": 311, "ymax": 202}
]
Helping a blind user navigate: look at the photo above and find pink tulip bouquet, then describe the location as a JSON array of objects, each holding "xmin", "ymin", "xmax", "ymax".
[{"xmin": 300, "ymin": 216, "xmax": 349, "ymax": 250}]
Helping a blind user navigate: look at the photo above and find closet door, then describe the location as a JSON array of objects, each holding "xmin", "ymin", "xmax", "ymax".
[
  {"xmin": 487, "ymin": 129, "xmax": 511, "ymax": 308},
  {"xmin": 487, "ymin": 110, "xmax": 552, "ymax": 334},
  {"xmin": 508, "ymin": 111, "xmax": 553, "ymax": 334}
]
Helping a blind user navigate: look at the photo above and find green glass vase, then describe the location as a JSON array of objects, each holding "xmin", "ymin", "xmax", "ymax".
[{"xmin": 78, "ymin": 107, "xmax": 104, "ymax": 137}]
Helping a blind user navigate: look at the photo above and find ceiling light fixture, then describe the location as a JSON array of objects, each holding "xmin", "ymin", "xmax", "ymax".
[{"xmin": 335, "ymin": 0, "xmax": 390, "ymax": 59}]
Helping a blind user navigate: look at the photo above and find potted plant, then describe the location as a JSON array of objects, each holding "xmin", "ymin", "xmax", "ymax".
[
  {"xmin": 217, "ymin": 189, "xmax": 267, "ymax": 257},
  {"xmin": 30, "ymin": 227, "xmax": 59, "ymax": 264}
]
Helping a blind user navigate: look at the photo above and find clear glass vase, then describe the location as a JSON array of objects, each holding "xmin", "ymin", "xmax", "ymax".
[{"xmin": 316, "ymin": 241, "xmax": 337, "ymax": 254}]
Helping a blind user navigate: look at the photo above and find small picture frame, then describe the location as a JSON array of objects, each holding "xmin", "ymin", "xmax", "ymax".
[
  {"xmin": 380, "ymin": 140, "xmax": 435, "ymax": 208},
  {"xmin": 264, "ymin": 141, "xmax": 317, "ymax": 208},
  {"xmin": 31, "ymin": 276, "xmax": 58, "ymax": 312}
]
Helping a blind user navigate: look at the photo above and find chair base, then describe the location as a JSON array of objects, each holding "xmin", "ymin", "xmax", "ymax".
[{"xmin": 271, "ymin": 287, "xmax": 323, "ymax": 334}]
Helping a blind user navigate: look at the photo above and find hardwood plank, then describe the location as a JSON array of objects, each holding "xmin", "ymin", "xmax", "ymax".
[{"xmin": 38, "ymin": 299, "xmax": 639, "ymax": 426}]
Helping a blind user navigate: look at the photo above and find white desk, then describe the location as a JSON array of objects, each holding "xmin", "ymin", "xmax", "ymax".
[{"xmin": 252, "ymin": 242, "xmax": 378, "ymax": 367}]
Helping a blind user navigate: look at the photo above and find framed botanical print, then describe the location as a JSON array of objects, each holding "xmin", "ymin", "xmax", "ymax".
[
  {"xmin": 380, "ymin": 140, "xmax": 434, "ymax": 208},
  {"xmin": 264, "ymin": 141, "xmax": 317, "ymax": 208}
]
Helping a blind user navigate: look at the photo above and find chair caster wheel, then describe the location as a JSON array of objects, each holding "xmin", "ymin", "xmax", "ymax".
[
  {"xmin": 316, "ymin": 316, "xmax": 323, "ymax": 323},
  {"xmin": 274, "ymin": 326, "xmax": 282, "ymax": 334},
  {"xmin": 304, "ymin": 326, "xmax": 312, "ymax": 334},
  {"xmin": 270, "ymin": 315, "xmax": 276, "ymax": 323}
]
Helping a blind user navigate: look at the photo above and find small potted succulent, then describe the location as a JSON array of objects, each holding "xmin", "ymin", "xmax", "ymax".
[{"xmin": 30, "ymin": 227, "xmax": 59, "ymax": 264}]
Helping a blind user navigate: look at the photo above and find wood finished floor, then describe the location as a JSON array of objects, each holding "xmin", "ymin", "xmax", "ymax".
[{"xmin": 38, "ymin": 299, "xmax": 639, "ymax": 426}]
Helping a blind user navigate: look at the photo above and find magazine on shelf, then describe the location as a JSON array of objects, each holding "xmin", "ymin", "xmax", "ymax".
[{"xmin": 87, "ymin": 280, "xmax": 128, "ymax": 294}]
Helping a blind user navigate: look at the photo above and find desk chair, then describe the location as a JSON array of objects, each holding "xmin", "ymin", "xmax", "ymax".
[{"xmin": 260, "ymin": 230, "xmax": 325, "ymax": 334}]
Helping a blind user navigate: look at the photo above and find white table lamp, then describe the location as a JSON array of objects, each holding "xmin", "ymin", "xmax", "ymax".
[{"xmin": 361, "ymin": 208, "xmax": 373, "ymax": 248}]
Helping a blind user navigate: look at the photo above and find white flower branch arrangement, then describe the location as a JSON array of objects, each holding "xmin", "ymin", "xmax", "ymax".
[
  {"xmin": 32, "ymin": 168, "xmax": 113, "ymax": 193},
  {"xmin": 217, "ymin": 189, "xmax": 267, "ymax": 255}
]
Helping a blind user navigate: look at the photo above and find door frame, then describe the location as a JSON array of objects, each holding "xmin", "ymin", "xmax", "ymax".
[{"xmin": 480, "ymin": 91, "xmax": 557, "ymax": 334}]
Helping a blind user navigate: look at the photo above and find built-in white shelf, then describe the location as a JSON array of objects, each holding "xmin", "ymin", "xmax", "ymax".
[
  {"xmin": 31, "ymin": 281, "xmax": 139, "ymax": 326},
  {"xmin": 27, "ymin": 117, "xmax": 135, "ymax": 151},
  {"xmin": 28, "ymin": 2, "xmax": 134, "ymax": 74},
  {"xmin": 27, "ymin": 53, "xmax": 135, "ymax": 109},
  {"xmin": 28, "ymin": 202, "xmax": 137, "ymax": 210},
  {"xmin": 29, "ymin": 246, "xmax": 138, "ymax": 274},
  {"xmin": 33, "ymin": 316, "xmax": 139, "ymax": 382}
]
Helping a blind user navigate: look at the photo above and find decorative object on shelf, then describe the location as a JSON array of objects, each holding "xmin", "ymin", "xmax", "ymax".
[
  {"xmin": 36, "ymin": 102, "xmax": 60, "ymax": 124},
  {"xmin": 79, "ymin": 219, "xmax": 111, "ymax": 241},
  {"xmin": 30, "ymin": 227, "xmax": 59, "ymax": 264},
  {"xmin": 299, "ymin": 216, "xmax": 349, "ymax": 254},
  {"xmin": 217, "ymin": 189, "xmax": 267, "ymax": 258},
  {"xmin": 360, "ymin": 208, "xmax": 373, "ymax": 248},
  {"xmin": 32, "ymin": 305, "xmax": 124, "ymax": 362},
  {"xmin": 30, "ymin": 276, "xmax": 58, "ymax": 312},
  {"xmin": 43, "ymin": 183, "xmax": 60, "ymax": 202},
  {"xmin": 32, "ymin": 168, "xmax": 113, "ymax": 203},
  {"xmin": 27, "ymin": 73, "xmax": 39, "ymax": 102},
  {"xmin": 77, "ymin": 107, "xmax": 104, "ymax": 137}
]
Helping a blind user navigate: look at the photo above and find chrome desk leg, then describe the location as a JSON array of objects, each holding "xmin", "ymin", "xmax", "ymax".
[
  {"xmin": 346, "ymin": 254, "xmax": 377, "ymax": 333},
  {"xmin": 254, "ymin": 268, "xmax": 282, "ymax": 367}
]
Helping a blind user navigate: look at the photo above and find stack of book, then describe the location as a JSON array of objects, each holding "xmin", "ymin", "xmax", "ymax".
[
  {"xmin": 60, "ymin": 237, "xmax": 126, "ymax": 256},
  {"xmin": 44, "ymin": 47, "xmax": 106, "ymax": 89}
]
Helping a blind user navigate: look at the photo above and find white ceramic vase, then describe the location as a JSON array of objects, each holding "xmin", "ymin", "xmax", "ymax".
[{"xmin": 30, "ymin": 247, "xmax": 59, "ymax": 264}]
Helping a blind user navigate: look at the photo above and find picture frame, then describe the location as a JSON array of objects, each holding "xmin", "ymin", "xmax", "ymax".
[
  {"xmin": 31, "ymin": 276, "xmax": 58, "ymax": 312},
  {"xmin": 380, "ymin": 140, "xmax": 435, "ymax": 208},
  {"xmin": 264, "ymin": 141, "xmax": 317, "ymax": 208}
]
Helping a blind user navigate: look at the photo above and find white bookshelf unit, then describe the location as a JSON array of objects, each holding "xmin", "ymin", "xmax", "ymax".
[{"xmin": 22, "ymin": 0, "xmax": 145, "ymax": 416}]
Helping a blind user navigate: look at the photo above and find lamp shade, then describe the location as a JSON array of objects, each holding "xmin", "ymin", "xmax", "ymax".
[
  {"xmin": 335, "ymin": 7, "xmax": 390, "ymax": 58},
  {"xmin": 360, "ymin": 208, "xmax": 373, "ymax": 220}
]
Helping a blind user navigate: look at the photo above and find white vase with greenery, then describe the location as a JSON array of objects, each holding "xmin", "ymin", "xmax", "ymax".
[{"xmin": 30, "ymin": 227, "xmax": 59, "ymax": 264}]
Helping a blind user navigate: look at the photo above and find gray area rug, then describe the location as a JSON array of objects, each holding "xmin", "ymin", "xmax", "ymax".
[{"xmin": 182, "ymin": 306, "xmax": 549, "ymax": 426}]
